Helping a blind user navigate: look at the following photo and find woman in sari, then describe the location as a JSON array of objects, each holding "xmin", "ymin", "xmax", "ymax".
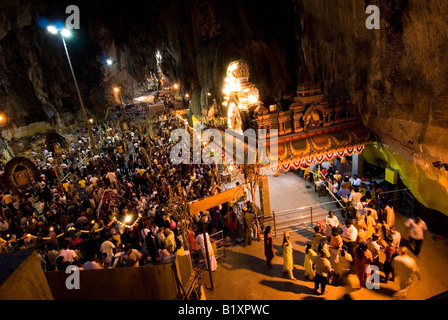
[
  {"xmin": 329, "ymin": 227, "xmax": 343, "ymax": 270},
  {"xmin": 225, "ymin": 208, "xmax": 237, "ymax": 240},
  {"xmin": 366, "ymin": 211, "xmax": 376, "ymax": 239},
  {"xmin": 282, "ymin": 231, "xmax": 296, "ymax": 280},
  {"xmin": 336, "ymin": 246, "xmax": 353, "ymax": 286},
  {"xmin": 353, "ymin": 242, "xmax": 373, "ymax": 288},
  {"xmin": 376, "ymin": 222, "xmax": 390, "ymax": 247},
  {"xmin": 304, "ymin": 243, "xmax": 317, "ymax": 280},
  {"xmin": 264, "ymin": 226, "xmax": 274, "ymax": 267}
]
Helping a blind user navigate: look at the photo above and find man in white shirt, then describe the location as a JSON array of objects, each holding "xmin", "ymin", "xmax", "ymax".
[
  {"xmin": 351, "ymin": 174, "xmax": 362, "ymax": 187},
  {"xmin": 321, "ymin": 160, "xmax": 332, "ymax": 170},
  {"xmin": 57, "ymin": 240, "xmax": 78, "ymax": 264},
  {"xmin": 342, "ymin": 219, "xmax": 358, "ymax": 254},
  {"xmin": 392, "ymin": 247, "xmax": 421, "ymax": 298},
  {"xmin": 367, "ymin": 233, "xmax": 381, "ymax": 265},
  {"xmin": 404, "ymin": 216, "xmax": 427, "ymax": 258},
  {"xmin": 196, "ymin": 230, "xmax": 217, "ymax": 271},
  {"xmin": 325, "ymin": 211, "xmax": 339, "ymax": 238},
  {"xmin": 106, "ymin": 171, "xmax": 117, "ymax": 189},
  {"xmin": 390, "ymin": 225, "xmax": 401, "ymax": 250},
  {"xmin": 100, "ymin": 236, "xmax": 116, "ymax": 259},
  {"xmin": 313, "ymin": 250, "xmax": 333, "ymax": 295}
]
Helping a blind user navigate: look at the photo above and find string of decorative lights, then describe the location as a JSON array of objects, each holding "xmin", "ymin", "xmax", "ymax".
[
  {"xmin": 0, "ymin": 223, "xmax": 111, "ymax": 245},
  {"xmin": 111, "ymin": 213, "xmax": 142, "ymax": 230},
  {"xmin": 0, "ymin": 212, "xmax": 142, "ymax": 245}
]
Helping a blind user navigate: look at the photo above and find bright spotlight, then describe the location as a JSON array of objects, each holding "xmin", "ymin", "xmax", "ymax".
[
  {"xmin": 47, "ymin": 25, "xmax": 58, "ymax": 34},
  {"xmin": 106, "ymin": 59, "xmax": 113, "ymax": 65},
  {"xmin": 61, "ymin": 28, "xmax": 71, "ymax": 38}
]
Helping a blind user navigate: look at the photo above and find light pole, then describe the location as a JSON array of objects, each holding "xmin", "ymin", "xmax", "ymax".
[{"xmin": 47, "ymin": 26, "xmax": 98, "ymax": 155}]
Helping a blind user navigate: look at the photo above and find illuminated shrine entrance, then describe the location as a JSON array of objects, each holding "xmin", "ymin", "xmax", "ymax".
[
  {"xmin": 227, "ymin": 100, "xmax": 244, "ymax": 133},
  {"xmin": 223, "ymin": 60, "xmax": 261, "ymax": 134},
  {"xmin": 218, "ymin": 65, "xmax": 373, "ymax": 217}
]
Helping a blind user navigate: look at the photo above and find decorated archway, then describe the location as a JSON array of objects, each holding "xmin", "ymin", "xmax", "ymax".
[
  {"xmin": 45, "ymin": 130, "xmax": 68, "ymax": 154},
  {"xmin": 2, "ymin": 157, "xmax": 41, "ymax": 194}
]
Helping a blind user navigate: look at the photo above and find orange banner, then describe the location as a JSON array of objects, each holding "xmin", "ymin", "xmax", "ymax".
[{"xmin": 188, "ymin": 185, "xmax": 246, "ymax": 216}]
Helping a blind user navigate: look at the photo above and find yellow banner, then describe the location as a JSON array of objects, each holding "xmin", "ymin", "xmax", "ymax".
[{"xmin": 189, "ymin": 185, "xmax": 245, "ymax": 216}]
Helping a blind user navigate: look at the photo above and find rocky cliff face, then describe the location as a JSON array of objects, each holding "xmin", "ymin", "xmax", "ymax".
[
  {"xmin": 0, "ymin": 0, "xmax": 447, "ymax": 214},
  {"xmin": 297, "ymin": 0, "xmax": 448, "ymax": 215},
  {"xmin": 0, "ymin": 0, "xmax": 300, "ymax": 124},
  {"xmin": 0, "ymin": 0, "xmax": 108, "ymax": 127}
]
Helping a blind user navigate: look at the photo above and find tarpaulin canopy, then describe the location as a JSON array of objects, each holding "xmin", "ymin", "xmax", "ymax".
[{"xmin": 188, "ymin": 184, "xmax": 246, "ymax": 216}]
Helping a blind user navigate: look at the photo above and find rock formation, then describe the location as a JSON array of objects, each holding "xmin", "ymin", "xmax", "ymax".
[{"xmin": 297, "ymin": 0, "xmax": 448, "ymax": 215}]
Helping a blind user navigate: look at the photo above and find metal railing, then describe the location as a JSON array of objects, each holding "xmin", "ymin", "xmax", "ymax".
[
  {"xmin": 209, "ymin": 230, "xmax": 226, "ymax": 260},
  {"xmin": 60, "ymin": 155, "xmax": 90, "ymax": 182},
  {"xmin": 271, "ymin": 200, "xmax": 344, "ymax": 238},
  {"xmin": 381, "ymin": 188, "xmax": 414, "ymax": 217},
  {"xmin": 269, "ymin": 188, "xmax": 411, "ymax": 238}
]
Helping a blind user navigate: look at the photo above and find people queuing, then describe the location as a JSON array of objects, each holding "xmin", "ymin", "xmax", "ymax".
[{"xmin": 300, "ymin": 159, "xmax": 424, "ymax": 297}]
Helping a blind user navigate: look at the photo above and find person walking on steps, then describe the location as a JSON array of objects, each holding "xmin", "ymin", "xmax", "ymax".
[
  {"xmin": 264, "ymin": 226, "xmax": 274, "ymax": 267},
  {"xmin": 404, "ymin": 216, "xmax": 427, "ymax": 258},
  {"xmin": 313, "ymin": 247, "xmax": 333, "ymax": 295},
  {"xmin": 243, "ymin": 207, "xmax": 252, "ymax": 247},
  {"xmin": 282, "ymin": 231, "xmax": 296, "ymax": 280}
]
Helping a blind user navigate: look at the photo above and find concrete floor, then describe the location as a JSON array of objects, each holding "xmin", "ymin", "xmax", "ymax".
[{"xmin": 203, "ymin": 172, "xmax": 448, "ymax": 300}]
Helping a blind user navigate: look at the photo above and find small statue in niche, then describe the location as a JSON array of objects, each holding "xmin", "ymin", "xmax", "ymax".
[{"xmin": 303, "ymin": 104, "xmax": 323, "ymax": 131}]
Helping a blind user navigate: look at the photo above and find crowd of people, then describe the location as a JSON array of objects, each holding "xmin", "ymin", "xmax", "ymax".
[
  {"xmin": 0, "ymin": 110, "xmax": 259, "ymax": 275},
  {"xmin": 0, "ymin": 108, "xmax": 430, "ymax": 299},
  {"xmin": 262, "ymin": 159, "xmax": 426, "ymax": 298}
]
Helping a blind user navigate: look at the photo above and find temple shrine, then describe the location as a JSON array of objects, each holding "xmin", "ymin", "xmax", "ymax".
[
  {"xmin": 215, "ymin": 61, "xmax": 372, "ymax": 216},
  {"xmin": 218, "ymin": 60, "xmax": 370, "ymax": 173}
]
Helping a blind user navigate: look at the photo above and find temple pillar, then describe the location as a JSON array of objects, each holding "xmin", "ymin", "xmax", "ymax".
[
  {"xmin": 258, "ymin": 176, "xmax": 271, "ymax": 217},
  {"xmin": 278, "ymin": 110, "xmax": 292, "ymax": 135},
  {"xmin": 352, "ymin": 153, "xmax": 364, "ymax": 177}
]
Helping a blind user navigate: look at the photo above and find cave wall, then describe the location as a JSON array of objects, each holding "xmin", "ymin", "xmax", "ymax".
[
  {"xmin": 297, "ymin": 0, "xmax": 448, "ymax": 216},
  {"xmin": 363, "ymin": 143, "xmax": 448, "ymax": 216},
  {"xmin": 0, "ymin": 0, "xmax": 300, "ymax": 127},
  {"xmin": 155, "ymin": 0, "xmax": 300, "ymax": 114},
  {"xmin": 0, "ymin": 0, "xmax": 110, "ymax": 128}
]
